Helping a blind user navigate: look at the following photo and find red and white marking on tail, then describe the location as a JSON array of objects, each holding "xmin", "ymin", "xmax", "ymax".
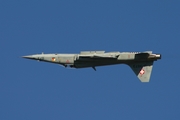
[{"xmin": 140, "ymin": 69, "xmax": 145, "ymax": 76}]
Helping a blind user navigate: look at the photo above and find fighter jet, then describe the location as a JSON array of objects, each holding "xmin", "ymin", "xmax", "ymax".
[{"xmin": 23, "ymin": 51, "xmax": 161, "ymax": 82}]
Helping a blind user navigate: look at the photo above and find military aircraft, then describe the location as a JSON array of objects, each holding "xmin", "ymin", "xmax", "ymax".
[{"xmin": 23, "ymin": 51, "xmax": 161, "ymax": 82}]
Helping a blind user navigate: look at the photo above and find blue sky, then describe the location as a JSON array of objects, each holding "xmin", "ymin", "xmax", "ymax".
[{"xmin": 1, "ymin": 0, "xmax": 180, "ymax": 119}]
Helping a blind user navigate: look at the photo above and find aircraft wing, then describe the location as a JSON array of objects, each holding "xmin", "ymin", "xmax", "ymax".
[{"xmin": 78, "ymin": 54, "xmax": 119, "ymax": 59}]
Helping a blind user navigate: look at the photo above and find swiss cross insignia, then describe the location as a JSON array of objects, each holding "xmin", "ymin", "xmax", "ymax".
[
  {"xmin": 139, "ymin": 69, "xmax": 145, "ymax": 76},
  {"xmin": 52, "ymin": 57, "xmax": 56, "ymax": 62}
]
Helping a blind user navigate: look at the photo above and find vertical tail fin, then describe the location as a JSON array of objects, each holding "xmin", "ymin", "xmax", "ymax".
[{"xmin": 128, "ymin": 61, "xmax": 154, "ymax": 82}]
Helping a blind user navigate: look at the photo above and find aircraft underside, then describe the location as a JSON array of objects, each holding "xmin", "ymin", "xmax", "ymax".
[{"xmin": 22, "ymin": 50, "xmax": 161, "ymax": 82}]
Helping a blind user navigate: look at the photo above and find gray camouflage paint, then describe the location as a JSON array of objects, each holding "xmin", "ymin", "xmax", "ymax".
[{"xmin": 23, "ymin": 51, "xmax": 161, "ymax": 82}]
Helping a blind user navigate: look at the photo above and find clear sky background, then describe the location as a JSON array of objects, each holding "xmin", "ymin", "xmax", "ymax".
[{"xmin": 1, "ymin": 0, "xmax": 180, "ymax": 120}]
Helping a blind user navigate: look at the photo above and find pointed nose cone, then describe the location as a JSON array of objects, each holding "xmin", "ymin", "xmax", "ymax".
[
  {"xmin": 22, "ymin": 55, "xmax": 33, "ymax": 59},
  {"xmin": 22, "ymin": 55, "xmax": 36, "ymax": 60}
]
